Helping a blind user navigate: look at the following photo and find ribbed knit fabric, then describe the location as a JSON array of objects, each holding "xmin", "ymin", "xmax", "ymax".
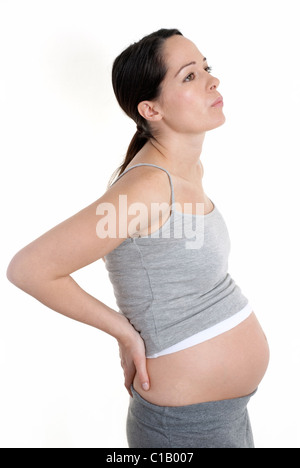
[{"xmin": 104, "ymin": 164, "xmax": 250, "ymax": 357}]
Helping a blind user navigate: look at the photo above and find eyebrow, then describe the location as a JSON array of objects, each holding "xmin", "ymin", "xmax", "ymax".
[{"xmin": 174, "ymin": 57, "xmax": 207, "ymax": 77}]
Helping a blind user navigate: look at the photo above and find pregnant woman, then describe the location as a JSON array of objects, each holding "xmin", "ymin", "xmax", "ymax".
[{"xmin": 7, "ymin": 28, "xmax": 269, "ymax": 448}]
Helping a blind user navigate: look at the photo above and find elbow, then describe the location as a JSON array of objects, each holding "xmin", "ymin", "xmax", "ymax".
[
  {"xmin": 6, "ymin": 254, "xmax": 22, "ymax": 286},
  {"xmin": 6, "ymin": 252, "xmax": 31, "ymax": 289}
]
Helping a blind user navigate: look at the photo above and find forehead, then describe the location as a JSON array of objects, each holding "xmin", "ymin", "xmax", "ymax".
[{"xmin": 162, "ymin": 35, "xmax": 205, "ymax": 72}]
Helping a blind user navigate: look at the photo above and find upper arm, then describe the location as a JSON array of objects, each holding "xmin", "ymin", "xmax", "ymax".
[{"xmin": 6, "ymin": 166, "xmax": 172, "ymax": 285}]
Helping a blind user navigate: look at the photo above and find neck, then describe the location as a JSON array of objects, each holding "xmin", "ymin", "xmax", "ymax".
[{"xmin": 145, "ymin": 131, "xmax": 205, "ymax": 182}]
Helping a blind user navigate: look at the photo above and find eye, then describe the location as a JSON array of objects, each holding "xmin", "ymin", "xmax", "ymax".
[
  {"xmin": 184, "ymin": 72, "xmax": 195, "ymax": 82},
  {"xmin": 183, "ymin": 66, "xmax": 212, "ymax": 83}
]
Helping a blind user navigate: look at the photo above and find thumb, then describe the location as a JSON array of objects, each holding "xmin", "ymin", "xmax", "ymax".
[{"xmin": 135, "ymin": 355, "xmax": 150, "ymax": 391}]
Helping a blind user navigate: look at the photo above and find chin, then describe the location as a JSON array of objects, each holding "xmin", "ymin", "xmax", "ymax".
[
  {"xmin": 193, "ymin": 113, "xmax": 226, "ymax": 133},
  {"xmin": 209, "ymin": 114, "xmax": 226, "ymax": 131}
]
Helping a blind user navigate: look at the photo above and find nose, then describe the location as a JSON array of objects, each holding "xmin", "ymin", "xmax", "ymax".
[{"xmin": 209, "ymin": 76, "xmax": 220, "ymax": 90}]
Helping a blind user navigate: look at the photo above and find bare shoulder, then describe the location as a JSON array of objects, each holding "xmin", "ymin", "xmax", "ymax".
[
  {"xmin": 86, "ymin": 166, "xmax": 171, "ymax": 241},
  {"xmin": 105, "ymin": 164, "xmax": 173, "ymax": 238},
  {"xmin": 108, "ymin": 164, "xmax": 173, "ymax": 207}
]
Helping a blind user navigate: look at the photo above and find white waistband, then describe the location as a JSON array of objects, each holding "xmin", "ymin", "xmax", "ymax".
[{"xmin": 147, "ymin": 302, "xmax": 253, "ymax": 359}]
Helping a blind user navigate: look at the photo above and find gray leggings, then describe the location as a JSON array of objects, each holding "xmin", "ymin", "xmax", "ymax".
[{"xmin": 127, "ymin": 386, "xmax": 257, "ymax": 448}]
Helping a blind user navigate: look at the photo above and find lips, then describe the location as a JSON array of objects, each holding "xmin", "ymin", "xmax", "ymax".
[{"xmin": 211, "ymin": 97, "xmax": 223, "ymax": 107}]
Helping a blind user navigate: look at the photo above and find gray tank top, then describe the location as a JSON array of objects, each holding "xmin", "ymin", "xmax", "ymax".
[{"xmin": 104, "ymin": 163, "xmax": 249, "ymax": 357}]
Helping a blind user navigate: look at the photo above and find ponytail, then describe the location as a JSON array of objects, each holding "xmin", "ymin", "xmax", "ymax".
[
  {"xmin": 108, "ymin": 28, "xmax": 182, "ymax": 188},
  {"xmin": 107, "ymin": 124, "xmax": 154, "ymax": 188}
]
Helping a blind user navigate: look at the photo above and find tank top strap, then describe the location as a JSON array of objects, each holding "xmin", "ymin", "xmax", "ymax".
[{"xmin": 112, "ymin": 163, "xmax": 176, "ymax": 208}]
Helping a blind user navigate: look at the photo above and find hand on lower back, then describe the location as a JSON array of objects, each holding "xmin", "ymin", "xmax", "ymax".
[{"xmin": 118, "ymin": 328, "xmax": 150, "ymax": 397}]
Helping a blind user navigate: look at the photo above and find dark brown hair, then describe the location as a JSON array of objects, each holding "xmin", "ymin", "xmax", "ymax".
[{"xmin": 108, "ymin": 28, "xmax": 183, "ymax": 186}]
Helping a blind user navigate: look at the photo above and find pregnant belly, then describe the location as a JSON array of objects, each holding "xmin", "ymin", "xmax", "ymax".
[{"xmin": 133, "ymin": 312, "xmax": 270, "ymax": 406}]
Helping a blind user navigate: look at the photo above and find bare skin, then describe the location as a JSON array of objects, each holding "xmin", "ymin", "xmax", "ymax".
[{"xmin": 134, "ymin": 310, "xmax": 269, "ymax": 406}]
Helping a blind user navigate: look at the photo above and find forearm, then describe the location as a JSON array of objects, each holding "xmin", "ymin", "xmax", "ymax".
[
  {"xmin": 7, "ymin": 259, "xmax": 150, "ymax": 392},
  {"xmin": 11, "ymin": 273, "xmax": 132, "ymax": 342}
]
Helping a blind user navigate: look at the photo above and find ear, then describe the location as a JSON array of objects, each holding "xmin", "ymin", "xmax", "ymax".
[{"xmin": 137, "ymin": 101, "xmax": 163, "ymax": 123}]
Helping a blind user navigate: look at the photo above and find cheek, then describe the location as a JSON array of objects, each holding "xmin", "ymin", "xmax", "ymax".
[{"xmin": 170, "ymin": 87, "xmax": 206, "ymax": 114}]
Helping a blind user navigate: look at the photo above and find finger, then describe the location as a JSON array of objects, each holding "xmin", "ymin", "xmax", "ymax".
[
  {"xmin": 124, "ymin": 365, "xmax": 135, "ymax": 397},
  {"xmin": 135, "ymin": 355, "xmax": 150, "ymax": 391},
  {"xmin": 124, "ymin": 377, "xmax": 133, "ymax": 397}
]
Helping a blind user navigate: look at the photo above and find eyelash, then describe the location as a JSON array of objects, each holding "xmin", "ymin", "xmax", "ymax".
[{"xmin": 184, "ymin": 66, "xmax": 212, "ymax": 82}]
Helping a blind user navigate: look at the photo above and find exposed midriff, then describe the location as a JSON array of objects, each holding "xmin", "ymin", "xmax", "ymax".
[{"xmin": 133, "ymin": 311, "xmax": 270, "ymax": 406}]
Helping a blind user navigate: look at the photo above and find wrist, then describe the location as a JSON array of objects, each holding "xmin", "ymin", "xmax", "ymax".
[{"xmin": 114, "ymin": 312, "xmax": 138, "ymax": 345}]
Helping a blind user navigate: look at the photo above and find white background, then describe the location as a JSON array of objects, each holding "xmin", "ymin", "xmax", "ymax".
[{"xmin": 1, "ymin": 0, "xmax": 300, "ymax": 448}]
